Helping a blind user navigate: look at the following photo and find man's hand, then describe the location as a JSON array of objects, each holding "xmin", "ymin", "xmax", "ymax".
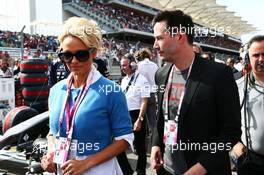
[
  {"xmin": 232, "ymin": 142, "xmax": 246, "ymax": 158},
  {"xmin": 41, "ymin": 152, "xmax": 56, "ymax": 173},
  {"xmin": 150, "ymin": 146, "xmax": 164, "ymax": 170},
  {"xmin": 133, "ymin": 119, "xmax": 142, "ymax": 131},
  {"xmin": 183, "ymin": 162, "xmax": 207, "ymax": 175}
]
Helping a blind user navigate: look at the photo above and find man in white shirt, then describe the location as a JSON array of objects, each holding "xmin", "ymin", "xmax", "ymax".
[
  {"xmin": 135, "ymin": 48, "xmax": 159, "ymax": 136},
  {"xmin": 119, "ymin": 54, "xmax": 150, "ymax": 175}
]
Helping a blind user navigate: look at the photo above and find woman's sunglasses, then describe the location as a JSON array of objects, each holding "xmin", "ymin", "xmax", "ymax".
[{"xmin": 58, "ymin": 48, "xmax": 95, "ymax": 63}]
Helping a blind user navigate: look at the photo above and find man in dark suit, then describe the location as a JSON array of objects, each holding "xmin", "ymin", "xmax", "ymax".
[{"xmin": 150, "ymin": 10, "xmax": 241, "ymax": 175}]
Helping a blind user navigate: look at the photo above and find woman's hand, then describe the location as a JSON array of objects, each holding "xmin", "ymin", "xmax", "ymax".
[
  {"xmin": 41, "ymin": 152, "xmax": 56, "ymax": 173},
  {"xmin": 61, "ymin": 159, "xmax": 91, "ymax": 175}
]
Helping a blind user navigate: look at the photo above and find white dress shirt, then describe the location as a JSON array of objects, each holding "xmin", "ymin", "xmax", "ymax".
[
  {"xmin": 137, "ymin": 58, "xmax": 158, "ymax": 93},
  {"xmin": 121, "ymin": 72, "xmax": 150, "ymax": 111}
]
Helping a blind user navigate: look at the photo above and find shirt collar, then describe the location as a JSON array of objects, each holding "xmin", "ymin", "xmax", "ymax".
[{"xmin": 62, "ymin": 65, "xmax": 102, "ymax": 90}]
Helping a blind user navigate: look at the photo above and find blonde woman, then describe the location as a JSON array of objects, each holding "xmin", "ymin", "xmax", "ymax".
[{"xmin": 42, "ymin": 17, "xmax": 133, "ymax": 175}]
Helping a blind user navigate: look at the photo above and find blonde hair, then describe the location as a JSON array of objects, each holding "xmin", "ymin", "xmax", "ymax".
[{"xmin": 58, "ymin": 17, "xmax": 102, "ymax": 50}]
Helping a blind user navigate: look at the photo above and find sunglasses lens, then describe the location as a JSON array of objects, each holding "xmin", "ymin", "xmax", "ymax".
[
  {"xmin": 75, "ymin": 51, "xmax": 90, "ymax": 62},
  {"xmin": 58, "ymin": 52, "xmax": 73, "ymax": 62},
  {"xmin": 58, "ymin": 48, "xmax": 94, "ymax": 63}
]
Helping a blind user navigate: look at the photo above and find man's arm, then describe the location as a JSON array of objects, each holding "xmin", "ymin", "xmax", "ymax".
[
  {"xmin": 197, "ymin": 66, "xmax": 241, "ymax": 173},
  {"xmin": 134, "ymin": 97, "xmax": 148, "ymax": 131}
]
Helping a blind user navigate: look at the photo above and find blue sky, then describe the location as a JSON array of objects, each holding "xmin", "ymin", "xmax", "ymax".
[{"xmin": 216, "ymin": 0, "xmax": 264, "ymax": 43}]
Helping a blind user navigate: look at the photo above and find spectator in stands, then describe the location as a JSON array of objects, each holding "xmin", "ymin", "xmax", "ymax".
[
  {"xmin": 192, "ymin": 43, "xmax": 203, "ymax": 54},
  {"xmin": 119, "ymin": 54, "xmax": 150, "ymax": 175},
  {"xmin": 0, "ymin": 57, "xmax": 13, "ymax": 77},
  {"xmin": 41, "ymin": 17, "xmax": 133, "ymax": 175},
  {"xmin": 201, "ymin": 51, "xmax": 214, "ymax": 61},
  {"xmin": 151, "ymin": 10, "xmax": 241, "ymax": 175},
  {"xmin": 232, "ymin": 35, "xmax": 264, "ymax": 175},
  {"xmin": 134, "ymin": 48, "xmax": 158, "ymax": 137}
]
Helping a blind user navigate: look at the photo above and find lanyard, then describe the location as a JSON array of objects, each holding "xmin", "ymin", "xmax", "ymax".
[
  {"xmin": 57, "ymin": 69, "xmax": 94, "ymax": 140},
  {"xmin": 65, "ymin": 83, "xmax": 86, "ymax": 135},
  {"xmin": 123, "ymin": 73, "xmax": 139, "ymax": 94},
  {"xmin": 164, "ymin": 58, "xmax": 195, "ymax": 122}
]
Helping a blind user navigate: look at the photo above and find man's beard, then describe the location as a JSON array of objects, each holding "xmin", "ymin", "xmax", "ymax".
[{"xmin": 1, "ymin": 67, "xmax": 7, "ymax": 72}]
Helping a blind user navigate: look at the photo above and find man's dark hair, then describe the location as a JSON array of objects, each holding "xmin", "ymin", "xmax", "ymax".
[
  {"xmin": 123, "ymin": 53, "xmax": 135, "ymax": 63},
  {"xmin": 152, "ymin": 10, "xmax": 194, "ymax": 44},
  {"xmin": 248, "ymin": 35, "xmax": 264, "ymax": 48}
]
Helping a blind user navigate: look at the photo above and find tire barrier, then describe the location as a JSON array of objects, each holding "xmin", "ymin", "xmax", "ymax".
[
  {"xmin": 24, "ymin": 100, "xmax": 48, "ymax": 113},
  {"xmin": 2, "ymin": 106, "xmax": 39, "ymax": 134},
  {"xmin": 20, "ymin": 73, "xmax": 48, "ymax": 86},
  {"xmin": 20, "ymin": 59, "xmax": 48, "ymax": 73},
  {"xmin": 22, "ymin": 86, "xmax": 49, "ymax": 101},
  {"xmin": 19, "ymin": 59, "xmax": 49, "ymax": 112}
]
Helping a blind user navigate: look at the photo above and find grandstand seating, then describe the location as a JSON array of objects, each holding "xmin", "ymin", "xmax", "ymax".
[
  {"xmin": 0, "ymin": 0, "xmax": 242, "ymax": 68},
  {"xmin": 0, "ymin": 30, "xmax": 57, "ymax": 52},
  {"xmin": 63, "ymin": 2, "xmax": 120, "ymax": 31},
  {"xmin": 64, "ymin": 0, "xmax": 241, "ymax": 51}
]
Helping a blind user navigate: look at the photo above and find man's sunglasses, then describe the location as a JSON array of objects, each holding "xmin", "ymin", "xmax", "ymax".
[{"xmin": 58, "ymin": 48, "xmax": 95, "ymax": 63}]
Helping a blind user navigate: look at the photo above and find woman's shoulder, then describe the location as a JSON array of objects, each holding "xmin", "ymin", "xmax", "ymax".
[{"xmin": 51, "ymin": 79, "xmax": 67, "ymax": 91}]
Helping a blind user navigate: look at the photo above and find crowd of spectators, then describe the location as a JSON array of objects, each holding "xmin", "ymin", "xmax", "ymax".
[
  {"xmin": 71, "ymin": 0, "xmax": 241, "ymax": 50},
  {"xmin": 101, "ymin": 37, "xmax": 156, "ymax": 65},
  {"xmin": 195, "ymin": 34, "xmax": 241, "ymax": 50},
  {"xmin": 0, "ymin": 30, "xmax": 58, "ymax": 51},
  {"xmin": 72, "ymin": 0, "xmax": 153, "ymax": 32},
  {"xmin": 0, "ymin": 0, "xmax": 241, "ymax": 59},
  {"xmin": 0, "ymin": 29, "xmax": 155, "ymax": 67}
]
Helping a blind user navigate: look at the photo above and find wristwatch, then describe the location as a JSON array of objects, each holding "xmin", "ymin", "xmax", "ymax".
[{"xmin": 138, "ymin": 116, "xmax": 144, "ymax": 121}]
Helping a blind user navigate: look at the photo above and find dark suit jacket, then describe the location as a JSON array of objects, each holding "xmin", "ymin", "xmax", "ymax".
[{"xmin": 153, "ymin": 55, "xmax": 241, "ymax": 175}]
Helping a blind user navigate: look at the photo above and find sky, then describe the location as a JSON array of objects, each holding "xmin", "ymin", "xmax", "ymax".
[{"xmin": 216, "ymin": 0, "xmax": 264, "ymax": 44}]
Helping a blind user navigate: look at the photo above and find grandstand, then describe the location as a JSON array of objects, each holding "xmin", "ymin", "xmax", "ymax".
[{"xmin": 0, "ymin": 0, "xmax": 257, "ymax": 76}]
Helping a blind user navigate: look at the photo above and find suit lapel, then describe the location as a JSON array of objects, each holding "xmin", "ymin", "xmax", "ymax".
[{"xmin": 179, "ymin": 56, "xmax": 203, "ymax": 121}]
